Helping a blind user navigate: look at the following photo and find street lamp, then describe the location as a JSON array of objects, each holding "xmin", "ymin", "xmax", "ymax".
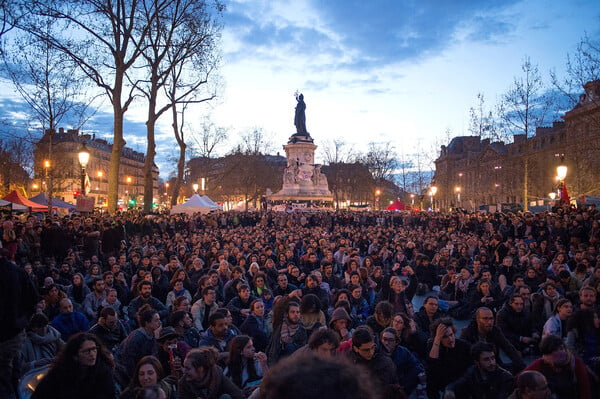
[
  {"xmin": 78, "ymin": 143, "xmax": 90, "ymax": 198},
  {"xmin": 410, "ymin": 193, "xmax": 415, "ymax": 207},
  {"xmin": 430, "ymin": 186, "xmax": 437, "ymax": 211},
  {"xmin": 455, "ymin": 186, "xmax": 461, "ymax": 207},
  {"xmin": 375, "ymin": 189, "xmax": 381, "ymax": 210},
  {"xmin": 556, "ymin": 155, "xmax": 568, "ymax": 205},
  {"xmin": 193, "ymin": 183, "xmax": 199, "ymax": 194}
]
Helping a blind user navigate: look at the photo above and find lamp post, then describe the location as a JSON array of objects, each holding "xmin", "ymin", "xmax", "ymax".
[
  {"xmin": 455, "ymin": 186, "xmax": 461, "ymax": 208},
  {"xmin": 78, "ymin": 143, "xmax": 90, "ymax": 199},
  {"xmin": 375, "ymin": 189, "xmax": 381, "ymax": 210},
  {"xmin": 430, "ymin": 186, "xmax": 437, "ymax": 211},
  {"xmin": 556, "ymin": 155, "xmax": 567, "ymax": 205},
  {"xmin": 410, "ymin": 193, "xmax": 415, "ymax": 208},
  {"xmin": 193, "ymin": 183, "xmax": 199, "ymax": 194}
]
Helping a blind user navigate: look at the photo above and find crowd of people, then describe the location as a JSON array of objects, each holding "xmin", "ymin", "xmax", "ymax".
[{"xmin": 1, "ymin": 204, "xmax": 600, "ymax": 399}]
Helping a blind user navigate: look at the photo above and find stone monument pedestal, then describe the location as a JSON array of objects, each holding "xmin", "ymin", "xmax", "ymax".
[{"xmin": 270, "ymin": 132, "xmax": 333, "ymax": 203}]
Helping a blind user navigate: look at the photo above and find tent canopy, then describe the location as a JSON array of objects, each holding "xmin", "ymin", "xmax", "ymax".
[
  {"xmin": 3, "ymin": 191, "xmax": 50, "ymax": 212},
  {"xmin": 0, "ymin": 199, "xmax": 29, "ymax": 212},
  {"xmin": 29, "ymin": 192, "xmax": 76, "ymax": 210},
  {"xmin": 170, "ymin": 194, "xmax": 219, "ymax": 215},
  {"xmin": 386, "ymin": 200, "xmax": 407, "ymax": 211}
]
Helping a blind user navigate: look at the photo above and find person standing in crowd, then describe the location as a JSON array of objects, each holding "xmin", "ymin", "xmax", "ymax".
[
  {"xmin": 0, "ymin": 248, "xmax": 39, "ymax": 399},
  {"xmin": 31, "ymin": 333, "xmax": 116, "ymax": 399}
]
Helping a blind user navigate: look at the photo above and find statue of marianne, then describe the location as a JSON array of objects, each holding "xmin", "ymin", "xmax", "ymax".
[{"xmin": 294, "ymin": 93, "xmax": 307, "ymax": 134}]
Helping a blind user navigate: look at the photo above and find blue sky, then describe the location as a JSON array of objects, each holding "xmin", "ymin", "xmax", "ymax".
[{"xmin": 1, "ymin": 0, "xmax": 599, "ymax": 177}]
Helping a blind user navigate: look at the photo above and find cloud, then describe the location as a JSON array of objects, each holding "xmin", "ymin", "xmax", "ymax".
[{"xmin": 223, "ymin": 0, "xmax": 522, "ymax": 75}]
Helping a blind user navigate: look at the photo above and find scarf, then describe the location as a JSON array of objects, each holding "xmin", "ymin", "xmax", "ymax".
[
  {"xmin": 280, "ymin": 317, "xmax": 300, "ymax": 344},
  {"xmin": 455, "ymin": 276, "xmax": 473, "ymax": 294}
]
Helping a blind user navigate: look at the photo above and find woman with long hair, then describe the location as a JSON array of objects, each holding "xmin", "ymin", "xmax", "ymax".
[
  {"xmin": 225, "ymin": 335, "xmax": 268, "ymax": 394},
  {"xmin": 31, "ymin": 333, "xmax": 116, "ymax": 399},
  {"xmin": 66, "ymin": 272, "xmax": 91, "ymax": 312},
  {"xmin": 240, "ymin": 299, "xmax": 271, "ymax": 352},
  {"xmin": 566, "ymin": 308, "xmax": 600, "ymax": 372},
  {"xmin": 120, "ymin": 355, "xmax": 176, "ymax": 399}
]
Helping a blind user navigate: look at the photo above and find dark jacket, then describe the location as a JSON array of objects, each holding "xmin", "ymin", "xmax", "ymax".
[
  {"xmin": 240, "ymin": 314, "xmax": 270, "ymax": 352},
  {"xmin": 0, "ymin": 256, "xmax": 39, "ymax": 341},
  {"xmin": 178, "ymin": 365, "xmax": 244, "ymax": 399},
  {"xmin": 460, "ymin": 322, "xmax": 526, "ymax": 372},
  {"xmin": 426, "ymin": 338, "xmax": 472, "ymax": 398},
  {"xmin": 382, "ymin": 344, "xmax": 425, "ymax": 394},
  {"xmin": 447, "ymin": 364, "xmax": 514, "ymax": 399},
  {"xmin": 414, "ymin": 306, "xmax": 446, "ymax": 339},
  {"xmin": 495, "ymin": 302, "xmax": 534, "ymax": 349},
  {"xmin": 347, "ymin": 349, "xmax": 400, "ymax": 397},
  {"xmin": 31, "ymin": 359, "xmax": 116, "ymax": 399}
]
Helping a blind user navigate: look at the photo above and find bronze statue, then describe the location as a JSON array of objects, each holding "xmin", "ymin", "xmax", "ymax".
[{"xmin": 294, "ymin": 92, "xmax": 307, "ymax": 134}]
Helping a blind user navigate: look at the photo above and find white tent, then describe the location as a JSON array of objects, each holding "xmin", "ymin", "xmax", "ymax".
[
  {"xmin": 170, "ymin": 194, "xmax": 219, "ymax": 215},
  {"xmin": 200, "ymin": 195, "xmax": 221, "ymax": 209}
]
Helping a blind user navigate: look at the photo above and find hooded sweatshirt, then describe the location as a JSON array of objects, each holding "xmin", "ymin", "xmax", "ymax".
[{"xmin": 22, "ymin": 326, "xmax": 64, "ymax": 370}]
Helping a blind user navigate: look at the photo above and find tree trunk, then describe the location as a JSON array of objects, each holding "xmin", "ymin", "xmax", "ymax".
[
  {"xmin": 108, "ymin": 90, "xmax": 125, "ymax": 214},
  {"xmin": 144, "ymin": 95, "xmax": 157, "ymax": 213}
]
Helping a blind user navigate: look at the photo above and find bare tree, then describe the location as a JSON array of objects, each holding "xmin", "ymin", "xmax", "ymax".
[
  {"xmin": 497, "ymin": 56, "xmax": 557, "ymax": 210},
  {"xmin": 551, "ymin": 35, "xmax": 600, "ymax": 108},
  {"xmin": 2, "ymin": 21, "xmax": 99, "ymax": 213},
  {"xmin": 137, "ymin": 0, "xmax": 223, "ymax": 211},
  {"xmin": 468, "ymin": 92, "xmax": 501, "ymax": 141},
  {"xmin": 497, "ymin": 57, "xmax": 556, "ymax": 138},
  {"xmin": 15, "ymin": 0, "xmax": 164, "ymax": 213},
  {"xmin": 362, "ymin": 141, "xmax": 398, "ymax": 185},
  {"xmin": 321, "ymin": 138, "xmax": 356, "ymax": 164},
  {"xmin": 190, "ymin": 116, "xmax": 229, "ymax": 158}
]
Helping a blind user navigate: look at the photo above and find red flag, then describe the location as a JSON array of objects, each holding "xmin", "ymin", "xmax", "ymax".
[{"xmin": 561, "ymin": 183, "xmax": 570, "ymax": 204}]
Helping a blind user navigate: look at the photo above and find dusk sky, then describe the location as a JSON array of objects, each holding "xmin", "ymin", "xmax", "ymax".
[{"xmin": 1, "ymin": 0, "xmax": 599, "ymax": 176}]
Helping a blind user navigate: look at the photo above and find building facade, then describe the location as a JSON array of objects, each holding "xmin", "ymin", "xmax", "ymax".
[
  {"xmin": 433, "ymin": 80, "xmax": 600, "ymax": 211},
  {"xmin": 32, "ymin": 128, "xmax": 159, "ymax": 208}
]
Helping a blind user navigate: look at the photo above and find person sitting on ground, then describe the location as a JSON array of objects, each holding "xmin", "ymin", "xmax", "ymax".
[
  {"xmin": 461, "ymin": 307, "xmax": 526, "ymax": 373},
  {"xmin": 267, "ymin": 301, "xmax": 307, "ymax": 364},
  {"xmin": 224, "ymin": 335, "xmax": 268, "ymax": 396},
  {"xmin": 380, "ymin": 327, "xmax": 426, "ymax": 398},
  {"xmin": 31, "ymin": 333, "xmax": 116, "ymax": 399},
  {"xmin": 414, "ymin": 295, "xmax": 446, "ymax": 341},
  {"xmin": 198, "ymin": 311, "xmax": 237, "ymax": 353},
  {"xmin": 259, "ymin": 353, "xmax": 379, "ymax": 399},
  {"xmin": 240, "ymin": 299, "xmax": 270, "ymax": 353},
  {"xmin": 346, "ymin": 326, "xmax": 401, "ymax": 398},
  {"xmin": 50, "ymin": 298, "xmax": 90, "ymax": 342},
  {"xmin": 542, "ymin": 298, "xmax": 573, "ymax": 340},
  {"xmin": 119, "ymin": 355, "xmax": 176, "ymax": 399},
  {"xmin": 426, "ymin": 317, "xmax": 472, "ymax": 399},
  {"xmin": 522, "ymin": 334, "xmax": 591, "ymax": 399},
  {"xmin": 117, "ymin": 307, "xmax": 161, "ymax": 382},
  {"xmin": 507, "ymin": 370, "xmax": 551, "ymax": 399},
  {"xmin": 88, "ymin": 306, "xmax": 128, "ymax": 352},
  {"xmin": 21, "ymin": 313, "xmax": 64, "ymax": 372},
  {"xmin": 443, "ymin": 341, "xmax": 514, "ymax": 399},
  {"xmin": 178, "ymin": 346, "xmax": 244, "ymax": 399},
  {"xmin": 496, "ymin": 294, "xmax": 540, "ymax": 355}
]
